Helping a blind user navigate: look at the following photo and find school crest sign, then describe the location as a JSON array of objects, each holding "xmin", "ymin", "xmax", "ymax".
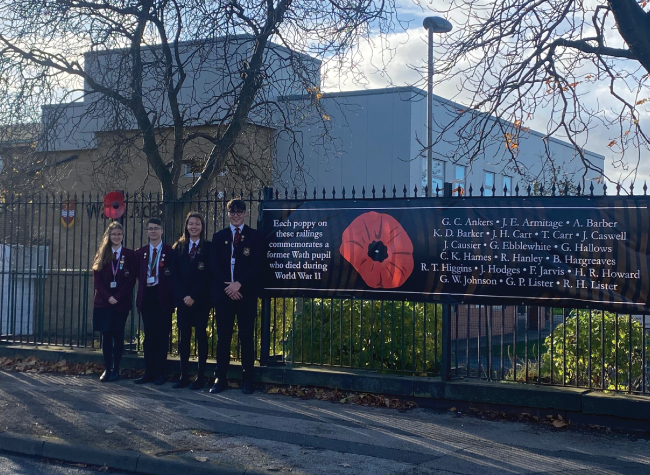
[{"xmin": 60, "ymin": 199, "xmax": 76, "ymax": 228}]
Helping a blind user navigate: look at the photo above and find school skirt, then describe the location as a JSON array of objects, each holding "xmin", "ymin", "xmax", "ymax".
[{"xmin": 93, "ymin": 307, "xmax": 129, "ymax": 333}]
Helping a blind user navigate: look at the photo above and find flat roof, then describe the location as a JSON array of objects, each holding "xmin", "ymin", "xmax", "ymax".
[{"xmin": 280, "ymin": 86, "xmax": 605, "ymax": 161}]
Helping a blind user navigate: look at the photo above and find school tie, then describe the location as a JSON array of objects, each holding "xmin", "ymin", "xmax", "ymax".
[
  {"xmin": 113, "ymin": 251, "xmax": 118, "ymax": 262},
  {"xmin": 189, "ymin": 242, "xmax": 197, "ymax": 260},
  {"xmin": 150, "ymin": 248, "xmax": 158, "ymax": 277},
  {"xmin": 234, "ymin": 227, "xmax": 241, "ymax": 247}
]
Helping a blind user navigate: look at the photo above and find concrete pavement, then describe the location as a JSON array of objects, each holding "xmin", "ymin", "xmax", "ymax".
[
  {"xmin": 0, "ymin": 450, "xmax": 136, "ymax": 475},
  {"xmin": 0, "ymin": 370, "xmax": 649, "ymax": 474}
]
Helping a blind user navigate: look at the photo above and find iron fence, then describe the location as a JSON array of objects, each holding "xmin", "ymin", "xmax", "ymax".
[
  {"xmin": 0, "ymin": 183, "xmax": 648, "ymax": 395},
  {"xmin": 0, "ymin": 190, "xmax": 264, "ymax": 358}
]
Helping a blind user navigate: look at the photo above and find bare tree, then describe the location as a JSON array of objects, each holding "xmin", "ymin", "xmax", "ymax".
[
  {"xmin": 420, "ymin": 0, "xmax": 650, "ymax": 187},
  {"xmin": 0, "ymin": 0, "xmax": 399, "ymax": 202},
  {"xmin": 0, "ymin": 123, "xmax": 73, "ymax": 196}
]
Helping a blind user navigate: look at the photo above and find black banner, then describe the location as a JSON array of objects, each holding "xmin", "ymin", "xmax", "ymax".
[{"xmin": 259, "ymin": 196, "xmax": 650, "ymax": 312}]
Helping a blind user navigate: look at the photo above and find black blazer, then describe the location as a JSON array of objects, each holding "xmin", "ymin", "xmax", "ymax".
[
  {"xmin": 170, "ymin": 239, "xmax": 211, "ymax": 309},
  {"xmin": 209, "ymin": 224, "xmax": 263, "ymax": 303}
]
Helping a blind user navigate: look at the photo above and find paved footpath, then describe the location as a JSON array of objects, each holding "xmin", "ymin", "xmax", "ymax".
[{"xmin": 0, "ymin": 370, "xmax": 649, "ymax": 475}]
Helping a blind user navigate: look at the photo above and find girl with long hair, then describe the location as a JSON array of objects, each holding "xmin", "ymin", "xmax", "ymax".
[
  {"xmin": 170, "ymin": 212, "xmax": 211, "ymax": 389},
  {"xmin": 92, "ymin": 222, "xmax": 136, "ymax": 382}
]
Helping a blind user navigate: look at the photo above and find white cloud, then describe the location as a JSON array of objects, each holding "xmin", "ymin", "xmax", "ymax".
[{"xmin": 322, "ymin": 4, "xmax": 650, "ymax": 189}]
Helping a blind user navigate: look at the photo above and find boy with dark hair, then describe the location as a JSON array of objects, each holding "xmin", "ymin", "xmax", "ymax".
[
  {"xmin": 134, "ymin": 217, "xmax": 174, "ymax": 385},
  {"xmin": 209, "ymin": 199, "xmax": 263, "ymax": 394}
]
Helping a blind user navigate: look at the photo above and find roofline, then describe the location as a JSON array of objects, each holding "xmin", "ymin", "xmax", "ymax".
[
  {"xmin": 279, "ymin": 85, "xmax": 426, "ymax": 102},
  {"xmin": 280, "ymin": 86, "xmax": 604, "ymax": 161},
  {"xmin": 34, "ymin": 154, "xmax": 79, "ymax": 172},
  {"xmin": 83, "ymin": 34, "xmax": 321, "ymax": 67},
  {"xmin": 42, "ymin": 102, "xmax": 86, "ymax": 111}
]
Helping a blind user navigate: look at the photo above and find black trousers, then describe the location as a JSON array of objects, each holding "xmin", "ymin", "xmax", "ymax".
[
  {"xmin": 141, "ymin": 286, "xmax": 172, "ymax": 377},
  {"xmin": 177, "ymin": 323, "xmax": 208, "ymax": 379},
  {"xmin": 101, "ymin": 330, "xmax": 124, "ymax": 372},
  {"xmin": 215, "ymin": 297, "xmax": 257, "ymax": 381}
]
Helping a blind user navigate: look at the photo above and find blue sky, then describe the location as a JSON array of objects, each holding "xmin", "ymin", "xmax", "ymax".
[{"xmin": 319, "ymin": 1, "xmax": 650, "ymax": 189}]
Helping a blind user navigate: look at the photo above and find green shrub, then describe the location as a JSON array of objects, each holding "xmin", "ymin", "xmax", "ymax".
[
  {"xmin": 280, "ymin": 298, "xmax": 442, "ymax": 375},
  {"xmin": 541, "ymin": 310, "xmax": 648, "ymax": 391}
]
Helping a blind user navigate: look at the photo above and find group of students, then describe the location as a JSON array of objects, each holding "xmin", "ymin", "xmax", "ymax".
[{"xmin": 91, "ymin": 199, "xmax": 262, "ymax": 394}]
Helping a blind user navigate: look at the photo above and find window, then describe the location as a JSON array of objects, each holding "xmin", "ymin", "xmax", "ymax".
[
  {"xmin": 503, "ymin": 176, "xmax": 512, "ymax": 196},
  {"xmin": 432, "ymin": 160, "xmax": 444, "ymax": 193},
  {"xmin": 474, "ymin": 305, "xmax": 503, "ymax": 310},
  {"xmin": 453, "ymin": 165, "xmax": 465, "ymax": 196},
  {"xmin": 421, "ymin": 159, "xmax": 445, "ymax": 194},
  {"xmin": 484, "ymin": 171, "xmax": 495, "ymax": 196},
  {"xmin": 182, "ymin": 161, "xmax": 200, "ymax": 178},
  {"xmin": 183, "ymin": 161, "xmax": 228, "ymax": 178}
]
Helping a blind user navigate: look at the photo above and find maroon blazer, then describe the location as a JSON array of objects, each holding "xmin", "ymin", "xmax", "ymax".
[
  {"xmin": 93, "ymin": 248, "xmax": 136, "ymax": 313},
  {"xmin": 135, "ymin": 243, "xmax": 174, "ymax": 315}
]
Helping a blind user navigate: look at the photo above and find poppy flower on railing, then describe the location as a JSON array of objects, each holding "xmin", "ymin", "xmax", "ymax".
[{"xmin": 340, "ymin": 211, "xmax": 414, "ymax": 288}]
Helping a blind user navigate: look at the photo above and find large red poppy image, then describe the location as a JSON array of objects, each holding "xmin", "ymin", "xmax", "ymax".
[{"xmin": 339, "ymin": 211, "xmax": 414, "ymax": 289}]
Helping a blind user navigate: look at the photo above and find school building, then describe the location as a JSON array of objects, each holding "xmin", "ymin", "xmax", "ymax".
[
  {"xmin": 0, "ymin": 37, "xmax": 605, "ymax": 341},
  {"xmin": 0, "ymin": 36, "xmax": 604, "ymax": 197}
]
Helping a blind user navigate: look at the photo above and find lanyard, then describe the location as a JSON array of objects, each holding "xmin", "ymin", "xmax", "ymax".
[
  {"xmin": 111, "ymin": 258, "xmax": 119, "ymax": 280},
  {"xmin": 111, "ymin": 249, "xmax": 121, "ymax": 280}
]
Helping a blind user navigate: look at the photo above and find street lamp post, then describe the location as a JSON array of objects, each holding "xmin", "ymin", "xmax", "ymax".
[{"xmin": 423, "ymin": 16, "xmax": 452, "ymax": 196}]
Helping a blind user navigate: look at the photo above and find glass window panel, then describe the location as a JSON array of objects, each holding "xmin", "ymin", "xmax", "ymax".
[
  {"xmin": 422, "ymin": 159, "xmax": 445, "ymax": 194},
  {"xmin": 503, "ymin": 176, "xmax": 512, "ymax": 196},
  {"xmin": 454, "ymin": 165, "xmax": 465, "ymax": 195},
  {"xmin": 484, "ymin": 171, "xmax": 495, "ymax": 196}
]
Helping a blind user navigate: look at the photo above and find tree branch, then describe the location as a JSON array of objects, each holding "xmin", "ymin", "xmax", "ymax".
[{"xmin": 551, "ymin": 38, "xmax": 636, "ymax": 60}]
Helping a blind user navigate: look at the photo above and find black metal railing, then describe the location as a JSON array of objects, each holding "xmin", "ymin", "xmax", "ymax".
[
  {"xmin": 0, "ymin": 190, "xmax": 263, "ymax": 356},
  {"xmin": 0, "ymin": 183, "xmax": 648, "ymax": 395}
]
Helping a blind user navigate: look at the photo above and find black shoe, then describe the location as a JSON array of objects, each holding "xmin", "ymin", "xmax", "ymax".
[
  {"xmin": 172, "ymin": 378, "xmax": 190, "ymax": 389},
  {"xmin": 189, "ymin": 377, "xmax": 205, "ymax": 390},
  {"xmin": 134, "ymin": 374, "xmax": 153, "ymax": 384},
  {"xmin": 154, "ymin": 376, "xmax": 166, "ymax": 385},
  {"xmin": 209, "ymin": 378, "xmax": 228, "ymax": 394},
  {"xmin": 109, "ymin": 370, "xmax": 120, "ymax": 382},
  {"xmin": 242, "ymin": 380, "xmax": 254, "ymax": 394},
  {"xmin": 99, "ymin": 370, "xmax": 111, "ymax": 382}
]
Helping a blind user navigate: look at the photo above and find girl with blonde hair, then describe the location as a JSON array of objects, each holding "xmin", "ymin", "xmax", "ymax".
[{"xmin": 92, "ymin": 222, "xmax": 136, "ymax": 381}]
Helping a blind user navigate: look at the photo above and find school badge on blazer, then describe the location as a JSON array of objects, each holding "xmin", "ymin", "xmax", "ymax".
[
  {"xmin": 197, "ymin": 262, "xmax": 205, "ymax": 270},
  {"xmin": 164, "ymin": 268, "xmax": 171, "ymax": 276},
  {"xmin": 243, "ymin": 247, "xmax": 251, "ymax": 256}
]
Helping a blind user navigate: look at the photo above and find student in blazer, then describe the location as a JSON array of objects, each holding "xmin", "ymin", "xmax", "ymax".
[
  {"xmin": 92, "ymin": 222, "xmax": 136, "ymax": 382},
  {"xmin": 170, "ymin": 212, "xmax": 211, "ymax": 390},
  {"xmin": 209, "ymin": 199, "xmax": 263, "ymax": 395},
  {"xmin": 134, "ymin": 217, "xmax": 174, "ymax": 385}
]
